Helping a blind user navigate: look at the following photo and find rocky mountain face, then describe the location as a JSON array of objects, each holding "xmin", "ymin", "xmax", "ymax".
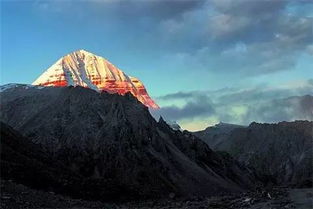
[
  {"xmin": 1, "ymin": 121, "xmax": 148, "ymax": 201},
  {"xmin": 1, "ymin": 122, "xmax": 81, "ymax": 196},
  {"xmin": 32, "ymin": 50, "xmax": 159, "ymax": 109},
  {"xmin": 194, "ymin": 122, "xmax": 245, "ymax": 150},
  {"xmin": 0, "ymin": 85, "xmax": 256, "ymax": 200},
  {"xmin": 195, "ymin": 121, "xmax": 313, "ymax": 187}
]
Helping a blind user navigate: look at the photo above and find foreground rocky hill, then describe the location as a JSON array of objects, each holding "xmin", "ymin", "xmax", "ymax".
[
  {"xmin": 0, "ymin": 85, "xmax": 256, "ymax": 201},
  {"xmin": 195, "ymin": 121, "xmax": 313, "ymax": 187}
]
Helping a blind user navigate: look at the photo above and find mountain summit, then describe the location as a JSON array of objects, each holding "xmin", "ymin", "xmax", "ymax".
[{"xmin": 32, "ymin": 49, "xmax": 159, "ymax": 108}]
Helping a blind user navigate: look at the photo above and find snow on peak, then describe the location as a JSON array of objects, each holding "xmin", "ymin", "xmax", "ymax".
[
  {"xmin": 32, "ymin": 50, "xmax": 159, "ymax": 109},
  {"xmin": 0, "ymin": 83, "xmax": 45, "ymax": 92},
  {"xmin": 167, "ymin": 121, "xmax": 183, "ymax": 132}
]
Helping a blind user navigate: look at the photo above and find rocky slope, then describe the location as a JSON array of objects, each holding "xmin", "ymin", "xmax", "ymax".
[
  {"xmin": 195, "ymin": 121, "xmax": 313, "ymax": 187},
  {"xmin": 32, "ymin": 49, "xmax": 159, "ymax": 109},
  {"xmin": 0, "ymin": 85, "xmax": 256, "ymax": 201}
]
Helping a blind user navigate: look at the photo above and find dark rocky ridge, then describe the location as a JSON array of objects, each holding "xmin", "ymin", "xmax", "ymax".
[
  {"xmin": 194, "ymin": 120, "xmax": 313, "ymax": 187},
  {"xmin": 0, "ymin": 85, "xmax": 256, "ymax": 201}
]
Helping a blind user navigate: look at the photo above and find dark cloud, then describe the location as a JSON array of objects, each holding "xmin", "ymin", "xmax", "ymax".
[
  {"xmin": 160, "ymin": 0, "xmax": 313, "ymax": 74},
  {"xmin": 75, "ymin": 0, "xmax": 204, "ymax": 22},
  {"xmin": 208, "ymin": 0, "xmax": 312, "ymax": 45},
  {"xmin": 208, "ymin": 0, "xmax": 287, "ymax": 42},
  {"xmin": 34, "ymin": 0, "xmax": 313, "ymax": 75},
  {"xmin": 152, "ymin": 94, "xmax": 215, "ymax": 121},
  {"xmin": 157, "ymin": 87, "xmax": 238, "ymax": 101},
  {"xmin": 244, "ymin": 95, "xmax": 313, "ymax": 123},
  {"xmin": 158, "ymin": 80, "xmax": 313, "ymax": 104},
  {"xmin": 157, "ymin": 91, "xmax": 199, "ymax": 100},
  {"xmin": 211, "ymin": 0, "xmax": 286, "ymax": 16},
  {"xmin": 217, "ymin": 83, "xmax": 313, "ymax": 104},
  {"xmin": 34, "ymin": 0, "xmax": 204, "ymax": 25}
]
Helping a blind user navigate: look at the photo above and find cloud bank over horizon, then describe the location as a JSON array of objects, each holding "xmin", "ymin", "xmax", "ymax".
[{"xmin": 152, "ymin": 79, "xmax": 313, "ymax": 131}]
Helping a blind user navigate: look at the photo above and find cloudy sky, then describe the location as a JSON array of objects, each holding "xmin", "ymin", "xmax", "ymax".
[{"xmin": 1, "ymin": 0, "xmax": 313, "ymax": 130}]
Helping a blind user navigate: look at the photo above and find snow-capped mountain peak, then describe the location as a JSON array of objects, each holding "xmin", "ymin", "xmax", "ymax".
[{"xmin": 32, "ymin": 49, "xmax": 159, "ymax": 108}]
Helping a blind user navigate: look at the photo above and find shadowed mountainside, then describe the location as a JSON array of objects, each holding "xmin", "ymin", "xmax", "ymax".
[
  {"xmin": 194, "ymin": 122, "xmax": 245, "ymax": 150},
  {"xmin": 194, "ymin": 120, "xmax": 313, "ymax": 187},
  {"xmin": 0, "ymin": 85, "xmax": 257, "ymax": 201},
  {"xmin": 0, "ymin": 122, "xmax": 84, "ymax": 198}
]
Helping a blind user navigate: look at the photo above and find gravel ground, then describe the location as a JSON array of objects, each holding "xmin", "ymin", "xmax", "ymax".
[
  {"xmin": 289, "ymin": 188, "xmax": 313, "ymax": 209},
  {"xmin": 1, "ymin": 180, "xmax": 311, "ymax": 209}
]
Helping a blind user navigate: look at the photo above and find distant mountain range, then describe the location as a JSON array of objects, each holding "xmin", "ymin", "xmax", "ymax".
[{"xmin": 0, "ymin": 85, "xmax": 256, "ymax": 200}]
